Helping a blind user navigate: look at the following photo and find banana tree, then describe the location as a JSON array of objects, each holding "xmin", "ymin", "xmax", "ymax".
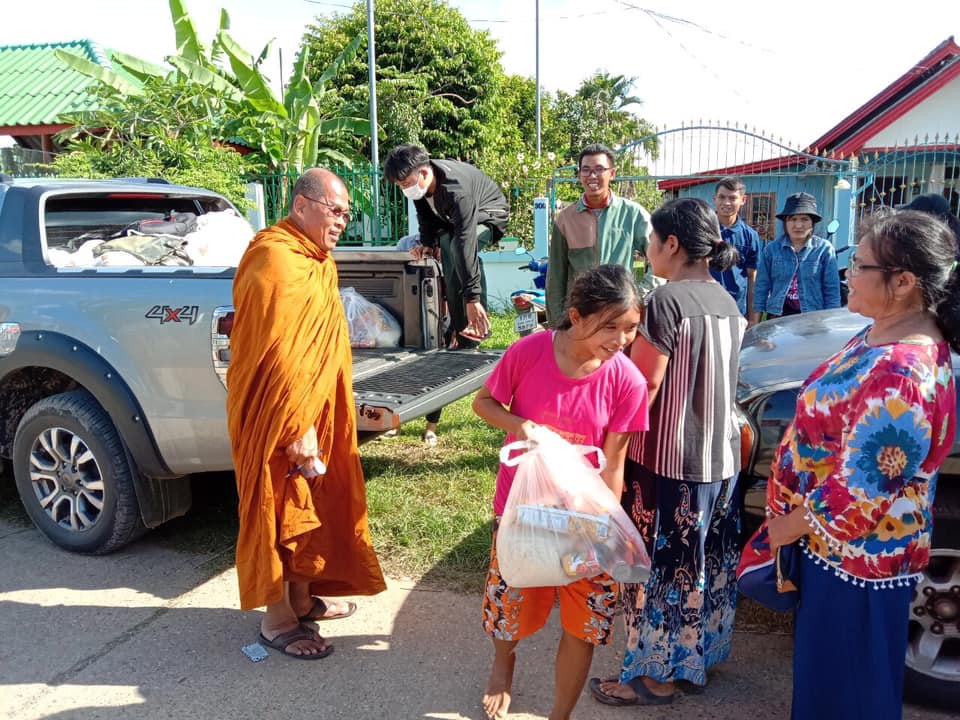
[
  {"xmin": 217, "ymin": 31, "xmax": 370, "ymax": 175},
  {"xmin": 56, "ymin": 0, "xmax": 372, "ymax": 180}
]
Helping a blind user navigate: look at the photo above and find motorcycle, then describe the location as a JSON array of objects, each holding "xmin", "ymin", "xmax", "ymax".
[{"xmin": 511, "ymin": 247, "xmax": 548, "ymax": 337}]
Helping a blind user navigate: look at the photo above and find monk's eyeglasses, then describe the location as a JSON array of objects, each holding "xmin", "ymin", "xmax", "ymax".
[{"xmin": 302, "ymin": 194, "xmax": 353, "ymax": 222}]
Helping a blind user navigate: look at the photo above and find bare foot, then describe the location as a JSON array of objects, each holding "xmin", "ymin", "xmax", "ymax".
[
  {"xmin": 596, "ymin": 677, "xmax": 674, "ymax": 700},
  {"xmin": 597, "ymin": 680, "xmax": 638, "ymax": 702},
  {"xmin": 482, "ymin": 653, "xmax": 515, "ymax": 719},
  {"xmin": 292, "ymin": 596, "xmax": 356, "ymax": 621}
]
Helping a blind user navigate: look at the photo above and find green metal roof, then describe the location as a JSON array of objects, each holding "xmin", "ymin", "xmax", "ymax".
[{"xmin": 0, "ymin": 40, "xmax": 110, "ymax": 128}]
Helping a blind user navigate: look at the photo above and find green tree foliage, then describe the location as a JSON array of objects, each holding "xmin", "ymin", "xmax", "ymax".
[
  {"xmin": 552, "ymin": 72, "xmax": 657, "ymax": 162},
  {"xmin": 301, "ymin": 0, "xmax": 504, "ymax": 160},
  {"xmin": 53, "ymin": 78, "xmax": 251, "ymax": 208},
  {"xmin": 472, "ymin": 75, "xmax": 560, "ymax": 241},
  {"xmin": 544, "ymin": 72, "xmax": 662, "ymax": 214},
  {"xmin": 217, "ymin": 32, "xmax": 370, "ymax": 174},
  {"xmin": 474, "ymin": 72, "xmax": 662, "ymax": 240},
  {"xmin": 54, "ymin": 0, "xmax": 369, "ymax": 181}
]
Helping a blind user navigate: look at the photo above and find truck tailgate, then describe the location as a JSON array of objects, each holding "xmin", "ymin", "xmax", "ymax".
[{"xmin": 352, "ymin": 348, "xmax": 501, "ymax": 439}]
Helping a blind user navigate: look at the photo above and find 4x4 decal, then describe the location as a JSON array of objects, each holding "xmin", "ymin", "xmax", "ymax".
[{"xmin": 145, "ymin": 305, "xmax": 200, "ymax": 325}]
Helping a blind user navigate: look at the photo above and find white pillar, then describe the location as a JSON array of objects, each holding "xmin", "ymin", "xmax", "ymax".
[
  {"xmin": 244, "ymin": 182, "xmax": 266, "ymax": 231},
  {"xmin": 833, "ymin": 177, "xmax": 854, "ymax": 248},
  {"xmin": 407, "ymin": 197, "xmax": 419, "ymax": 236},
  {"xmin": 533, "ymin": 196, "xmax": 549, "ymax": 257}
]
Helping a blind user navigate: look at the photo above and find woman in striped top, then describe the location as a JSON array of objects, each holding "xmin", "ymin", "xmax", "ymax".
[{"xmin": 590, "ymin": 197, "xmax": 747, "ymax": 706}]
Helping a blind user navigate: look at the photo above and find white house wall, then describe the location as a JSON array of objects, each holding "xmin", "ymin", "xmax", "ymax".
[{"xmin": 864, "ymin": 74, "xmax": 960, "ymax": 146}]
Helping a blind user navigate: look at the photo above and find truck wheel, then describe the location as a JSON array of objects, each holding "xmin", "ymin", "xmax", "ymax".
[
  {"xmin": 12, "ymin": 390, "xmax": 145, "ymax": 554},
  {"xmin": 904, "ymin": 547, "xmax": 960, "ymax": 709}
]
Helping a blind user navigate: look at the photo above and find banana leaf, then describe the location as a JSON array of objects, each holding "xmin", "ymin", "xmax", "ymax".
[
  {"xmin": 54, "ymin": 49, "xmax": 143, "ymax": 96},
  {"xmin": 284, "ymin": 47, "xmax": 313, "ymax": 112},
  {"xmin": 211, "ymin": 9, "xmax": 230, "ymax": 65},
  {"xmin": 167, "ymin": 57, "xmax": 244, "ymax": 102},
  {"xmin": 314, "ymin": 146, "xmax": 354, "ymax": 168},
  {"xmin": 255, "ymin": 39, "xmax": 274, "ymax": 68},
  {"xmin": 169, "ymin": 0, "xmax": 207, "ymax": 64},
  {"xmin": 316, "ymin": 117, "xmax": 372, "ymax": 136},
  {"xmin": 315, "ymin": 35, "xmax": 363, "ymax": 91},
  {"xmin": 109, "ymin": 51, "xmax": 169, "ymax": 82},
  {"xmin": 217, "ymin": 30, "xmax": 286, "ymax": 116}
]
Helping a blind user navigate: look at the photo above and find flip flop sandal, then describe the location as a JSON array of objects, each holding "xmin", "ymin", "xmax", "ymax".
[
  {"xmin": 676, "ymin": 678, "xmax": 707, "ymax": 695},
  {"xmin": 588, "ymin": 677, "xmax": 674, "ymax": 706},
  {"xmin": 458, "ymin": 327, "xmax": 492, "ymax": 343},
  {"xmin": 298, "ymin": 597, "xmax": 358, "ymax": 622},
  {"xmin": 259, "ymin": 625, "xmax": 334, "ymax": 660}
]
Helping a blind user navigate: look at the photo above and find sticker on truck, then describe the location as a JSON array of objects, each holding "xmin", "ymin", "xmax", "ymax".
[{"xmin": 145, "ymin": 305, "xmax": 200, "ymax": 324}]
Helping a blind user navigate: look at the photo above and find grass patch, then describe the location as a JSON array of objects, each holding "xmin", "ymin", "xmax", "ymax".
[{"xmin": 361, "ymin": 312, "xmax": 516, "ymax": 592}]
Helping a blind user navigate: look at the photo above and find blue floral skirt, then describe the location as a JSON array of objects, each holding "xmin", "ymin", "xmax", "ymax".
[{"xmin": 619, "ymin": 461, "xmax": 740, "ymax": 686}]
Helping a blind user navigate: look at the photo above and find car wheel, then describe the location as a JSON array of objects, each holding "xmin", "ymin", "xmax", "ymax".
[
  {"xmin": 904, "ymin": 547, "xmax": 960, "ymax": 709},
  {"xmin": 12, "ymin": 390, "xmax": 145, "ymax": 554}
]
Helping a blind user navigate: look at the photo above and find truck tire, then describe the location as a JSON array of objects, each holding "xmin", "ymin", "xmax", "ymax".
[
  {"xmin": 904, "ymin": 547, "xmax": 960, "ymax": 709},
  {"xmin": 12, "ymin": 390, "xmax": 146, "ymax": 554}
]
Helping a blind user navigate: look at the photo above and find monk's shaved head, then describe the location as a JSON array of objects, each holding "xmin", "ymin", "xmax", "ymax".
[
  {"xmin": 289, "ymin": 167, "xmax": 351, "ymax": 252},
  {"xmin": 293, "ymin": 168, "xmax": 346, "ymax": 203}
]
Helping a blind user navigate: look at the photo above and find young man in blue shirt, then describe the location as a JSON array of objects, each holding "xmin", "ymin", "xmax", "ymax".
[{"xmin": 710, "ymin": 177, "xmax": 761, "ymax": 323}]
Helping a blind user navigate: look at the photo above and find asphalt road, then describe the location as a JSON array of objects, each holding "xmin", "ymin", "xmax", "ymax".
[{"xmin": 0, "ymin": 472, "xmax": 953, "ymax": 720}]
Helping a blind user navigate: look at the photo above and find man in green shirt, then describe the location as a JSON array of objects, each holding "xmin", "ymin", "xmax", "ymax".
[{"xmin": 546, "ymin": 144, "xmax": 654, "ymax": 325}]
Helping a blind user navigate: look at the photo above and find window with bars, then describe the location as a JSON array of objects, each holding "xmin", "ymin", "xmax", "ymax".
[{"xmin": 741, "ymin": 193, "xmax": 777, "ymax": 240}]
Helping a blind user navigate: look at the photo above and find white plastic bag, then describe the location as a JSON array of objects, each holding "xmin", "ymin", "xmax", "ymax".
[
  {"xmin": 183, "ymin": 209, "xmax": 255, "ymax": 267},
  {"xmin": 496, "ymin": 426, "xmax": 651, "ymax": 588},
  {"xmin": 340, "ymin": 287, "xmax": 402, "ymax": 348}
]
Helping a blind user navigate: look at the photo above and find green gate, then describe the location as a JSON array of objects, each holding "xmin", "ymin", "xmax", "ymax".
[{"xmin": 251, "ymin": 163, "xmax": 409, "ymax": 247}]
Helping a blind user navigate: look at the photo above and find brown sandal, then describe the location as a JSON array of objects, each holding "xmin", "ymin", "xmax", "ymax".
[
  {"xmin": 297, "ymin": 597, "xmax": 357, "ymax": 622},
  {"xmin": 258, "ymin": 625, "xmax": 334, "ymax": 659}
]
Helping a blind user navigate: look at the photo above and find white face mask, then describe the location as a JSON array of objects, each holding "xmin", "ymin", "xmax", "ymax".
[{"xmin": 401, "ymin": 173, "xmax": 428, "ymax": 200}]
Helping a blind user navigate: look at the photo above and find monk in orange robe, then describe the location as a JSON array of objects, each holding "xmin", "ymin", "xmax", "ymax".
[{"xmin": 227, "ymin": 168, "xmax": 386, "ymax": 659}]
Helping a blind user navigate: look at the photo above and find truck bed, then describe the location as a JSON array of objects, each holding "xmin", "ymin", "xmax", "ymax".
[{"xmin": 352, "ymin": 347, "xmax": 500, "ymax": 440}]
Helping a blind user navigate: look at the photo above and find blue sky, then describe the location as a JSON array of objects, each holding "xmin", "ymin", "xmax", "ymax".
[{"xmin": 3, "ymin": 0, "xmax": 960, "ymax": 147}]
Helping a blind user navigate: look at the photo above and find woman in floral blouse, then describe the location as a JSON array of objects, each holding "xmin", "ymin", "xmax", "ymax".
[{"xmin": 766, "ymin": 209, "xmax": 959, "ymax": 719}]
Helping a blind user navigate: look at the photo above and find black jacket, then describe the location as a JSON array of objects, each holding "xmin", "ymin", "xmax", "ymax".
[{"xmin": 415, "ymin": 159, "xmax": 509, "ymax": 302}]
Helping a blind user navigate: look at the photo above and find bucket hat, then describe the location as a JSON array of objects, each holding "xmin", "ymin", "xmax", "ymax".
[
  {"xmin": 776, "ymin": 192, "xmax": 822, "ymax": 223},
  {"xmin": 898, "ymin": 193, "xmax": 951, "ymax": 217}
]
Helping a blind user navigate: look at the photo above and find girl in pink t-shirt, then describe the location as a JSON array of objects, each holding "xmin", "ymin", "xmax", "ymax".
[{"xmin": 472, "ymin": 263, "xmax": 649, "ymax": 720}]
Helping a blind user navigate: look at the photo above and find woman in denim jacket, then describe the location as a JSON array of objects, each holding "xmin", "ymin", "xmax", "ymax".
[{"xmin": 749, "ymin": 193, "xmax": 841, "ymax": 325}]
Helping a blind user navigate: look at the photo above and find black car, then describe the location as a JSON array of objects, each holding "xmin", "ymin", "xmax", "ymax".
[{"xmin": 737, "ymin": 308, "xmax": 960, "ymax": 708}]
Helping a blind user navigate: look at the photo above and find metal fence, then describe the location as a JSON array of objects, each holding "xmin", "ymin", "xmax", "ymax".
[
  {"xmin": 0, "ymin": 151, "xmax": 411, "ymax": 247},
  {"xmin": 550, "ymin": 125, "xmax": 960, "ymax": 248},
  {"xmin": 852, "ymin": 136, "xmax": 960, "ymax": 219},
  {"xmin": 250, "ymin": 164, "xmax": 409, "ymax": 247},
  {"xmin": 0, "ymin": 145, "xmax": 58, "ymax": 177}
]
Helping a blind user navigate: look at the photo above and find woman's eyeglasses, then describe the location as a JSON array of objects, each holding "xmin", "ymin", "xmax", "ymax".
[{"xmin": 847, "ymin": 253, "xmax": 901, "ymax": 276}]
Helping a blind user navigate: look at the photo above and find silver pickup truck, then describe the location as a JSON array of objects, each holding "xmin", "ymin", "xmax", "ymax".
[{"xmin": 0, "ymin": 176, "xmax": 499, "ymax": 554}]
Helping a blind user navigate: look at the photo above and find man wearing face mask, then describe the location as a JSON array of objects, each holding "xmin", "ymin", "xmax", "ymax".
[{"xmin": 384, "ymin": 144, "xmax": 509, "ymax": 347}]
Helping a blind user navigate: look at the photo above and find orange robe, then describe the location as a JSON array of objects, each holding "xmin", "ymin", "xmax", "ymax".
[{"xmin": 227, "ymin": 218, "xmax": 386, "ymax": 611}]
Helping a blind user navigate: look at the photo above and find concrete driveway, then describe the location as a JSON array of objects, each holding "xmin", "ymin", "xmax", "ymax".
[{"xmin": 0, "ymin": 474, "xmax": 953, "ymax": 720}]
